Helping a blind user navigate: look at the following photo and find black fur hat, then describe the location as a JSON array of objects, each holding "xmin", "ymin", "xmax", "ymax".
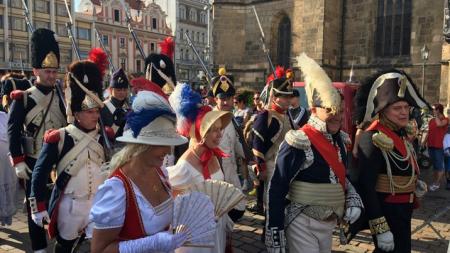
[
  {"xmin": 144, "ymin": 37, "xmax": 176, "ymax": 93},
  {"xmin": 66, "ymin": 61, "xmax": 103, "ymax": 115},
  {"xmin": 31, "ymin": 28, "xmax": 60, "ymax": 69}
]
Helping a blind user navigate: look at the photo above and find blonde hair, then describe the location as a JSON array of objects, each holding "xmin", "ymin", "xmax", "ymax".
[{"xmin": 109, "ymin": 143, "xmax": 150, "ymax": 172}]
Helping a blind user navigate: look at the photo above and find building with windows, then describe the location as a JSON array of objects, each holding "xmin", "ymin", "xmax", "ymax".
[
  {"xmin": 0, "ymin": 0, "xmax": 76, "ymax": 74},
  {"xmin": 175, "ymin": 0, "xmax": 211, "ymax": 83},
  {"xmin": 84, "ymin": 0, "xmax": 172, "ymax": 76},
  {"xmin": 213, "ymin": 0, "xmax": 447, "ymax": 105},
  {"xmin": 0, "ymin": 0, "xmax": 171, "ymax": 80}
]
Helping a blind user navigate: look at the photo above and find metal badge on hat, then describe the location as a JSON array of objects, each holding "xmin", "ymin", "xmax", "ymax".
[{"xmin": 41, "ymin": 51, "xmax": 58, "ymax": 68}]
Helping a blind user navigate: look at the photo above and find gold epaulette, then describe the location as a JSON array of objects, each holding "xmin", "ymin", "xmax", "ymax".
[
  {"xmin": 285, "ymin": 129, "xmax": 311, "ymax": 150},
  {"xmin": 372, "ymin": 132, "xmax": 394, "ymax": 152}
]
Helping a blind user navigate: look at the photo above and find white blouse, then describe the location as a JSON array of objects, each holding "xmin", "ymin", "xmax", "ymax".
[
  {"xmin": 167, "ymin": 160, "xmax": 224, "ymax": 191},
  {"xmin": 89, "ymin": 172, "xmax": 173, "ymax": 236}
]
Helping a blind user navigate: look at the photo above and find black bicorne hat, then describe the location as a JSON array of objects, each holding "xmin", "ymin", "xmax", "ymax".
[
  {"xmin": 353, "ymin": 69, "xmax": 430, "ymax": 124},
  {"xmin": 31, "ymin": 28, "xmax": 60, "ymax": 69},
  {"xmin": 110, "ymin": 68, "xmax": 129, "ymax": 89},
  {"xmin": 211, "ymin": 68, "xmax": 235, "ymax": 98}
]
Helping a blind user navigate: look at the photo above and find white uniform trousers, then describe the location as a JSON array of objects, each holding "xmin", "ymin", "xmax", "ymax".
[
  {"xmin": 286, "ymin": 213, "xmax": 336, "ymax": 253},
  {"xmin": 57, "ymin": 195, "xmax": 94, "ymax": 240}
]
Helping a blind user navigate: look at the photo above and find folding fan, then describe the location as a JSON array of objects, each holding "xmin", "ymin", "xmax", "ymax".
[
  {"xmin": 188, "ymin": 180, "xmax": 246, "ymax": 219},
  {"xmin": 173, "ymin": 191, "xmax": 216, "ymax": 248}
]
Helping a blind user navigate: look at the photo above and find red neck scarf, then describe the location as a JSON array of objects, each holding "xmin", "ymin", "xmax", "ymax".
[
  {"xmin": 271, "ymin": 102, "xmax": 286, "ymax": 114},
  {"xmin": 197, "ymin": 144, "xmax": 230, "ymax": 179}
]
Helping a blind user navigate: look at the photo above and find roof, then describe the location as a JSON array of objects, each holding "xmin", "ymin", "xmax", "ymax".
[{"xmin": 91, "ymin": 0, "xmax": 144, "ymax": 10}]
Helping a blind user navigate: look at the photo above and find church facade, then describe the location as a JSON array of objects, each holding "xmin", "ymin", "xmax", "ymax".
[{"xmin": 212, "ymin": 0, "xmax": 447, "ymax": 105}]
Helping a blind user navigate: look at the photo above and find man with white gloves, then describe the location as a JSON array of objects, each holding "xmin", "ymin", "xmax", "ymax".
[
  {"xmin": 7, "ymin": 28, "xmax": 67, "ymax": 253},
  {"xmin": 265, "ymin": 54, "xmax": 363, "ymax": 253},
  {"xmin": 349, "ymin": 69, "xmax": 429, "ymax": 252}
]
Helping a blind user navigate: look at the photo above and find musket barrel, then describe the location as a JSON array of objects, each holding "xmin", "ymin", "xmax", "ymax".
[{"xmin": 185, "ymin": 32, "xmax": 213, "ymax": 81}]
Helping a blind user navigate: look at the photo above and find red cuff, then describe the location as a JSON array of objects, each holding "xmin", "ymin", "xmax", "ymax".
[
  {"xmin": 256, "ymin": 163, "xmax": 267, "ymax": 173},
  {"xmin": 10, "ymin": 155, "xmax": 25, "ymax": 167},
  {"xmin": 29, "ymin": 197, "xmax": 46, "ymax": 213}
]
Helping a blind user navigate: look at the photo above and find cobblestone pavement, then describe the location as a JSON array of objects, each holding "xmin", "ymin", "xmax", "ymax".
[{"xmin": 1, "ymin": 168, "xmax": 449, "ymax": 253}]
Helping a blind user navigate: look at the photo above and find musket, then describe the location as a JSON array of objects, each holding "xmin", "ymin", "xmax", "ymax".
[
  {"xmin": 63, "ymin": 0, "xmax": 113, "ymax": 155},
  {"xmin": 184, "ymin": 33, "xmax": 254, "ymax": 162},
  {"xmin": 63, "ymin": 0, "xmax": 81, "ymax": 60},
  {"xmin": 94, "ymin": 27, "xmax": 116, "ymax": 73},
  {"xmin": 252, "ymin": 6, "xmax": 277, "ymax": 78},
  {"xmin": 120, "ymin": 0, "xmax": 146, "ymax": 60},
  {"xmin": 21, "ymin": 0, "xmax": 35, "ymax": 33},
  {"xmin": 185, "ymin": 32, "xmax": 213, "ymax": 81}
]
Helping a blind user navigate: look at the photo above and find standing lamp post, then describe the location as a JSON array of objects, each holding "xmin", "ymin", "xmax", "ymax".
[{"xmin": 421, "ymin": 44, "xmax": 429, "ymax": 97}]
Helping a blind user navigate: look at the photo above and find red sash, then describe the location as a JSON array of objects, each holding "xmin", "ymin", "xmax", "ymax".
[
  {"xmin": 301, "ymin": 124, "xmax": 346, "ymax": 190},
  {"xmin": 366, "ymin": 120, "xmax": 419, "ymax": 174},
  {"xmin": 111, "ymin": 169, "xmax": 146, "ymax": 240}
]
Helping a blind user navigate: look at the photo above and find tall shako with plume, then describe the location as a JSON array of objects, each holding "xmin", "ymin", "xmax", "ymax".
[
  {"xmin": 145, "ymin": 37, "xmax": 176, "ymax": 94},
  {"xmin": 296, "ymin": 53, "xmax": 341, "ymax": 113},
  {"xmin": 260, "ymin": 66, "xmax": 294, "ymax": 107},
  {"xmin": 65, "ymin": 48, "xmax": 108, "ymax": 124},
  {"xmin": 260, "ymin": 66, "xmax": 284, "ymax": 105}
]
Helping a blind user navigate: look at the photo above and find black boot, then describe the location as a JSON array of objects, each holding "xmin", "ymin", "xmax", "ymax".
[{"xmin": 54, "ymin": 235, "xmax": 77, "ymax": 253}]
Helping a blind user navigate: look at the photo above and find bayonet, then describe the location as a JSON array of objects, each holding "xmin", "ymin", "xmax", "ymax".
[
  {"xmin": 185, "ymin": 32, "xmax": 213, "ymax": 81},
  {"xmin": 252, "ymin": 6, "xmax": 276, "ymax": 78},
  {"xmin": 119, "ymin": 0, "xmax": 146, "ymax": 60},
  {"xmin": 21, "ymin": 0, "xmax": 34, "ymax": 32},
  {"xmin": 64, "ymin": 0, "xmax": 81, "ymax": 60}
]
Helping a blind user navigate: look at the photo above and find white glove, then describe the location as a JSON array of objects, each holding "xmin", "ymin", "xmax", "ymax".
[
  {"xmin": 119, "ymin": 231, "xmax": 188, "ymax": 253},
  {"xmin": 15, "ymin": 162, "xmax": 32, "ymax": 180},
  {"xmin": 344, "ymin": 206, "xmax": 362, "ymax": 224},
  {"xmin": 376, "ymin": 231, "xmax": 394, "ymax": 252},
  {"xmin": 415, "ymin": 180, "xmax": 427, "ymax": 198},
  {"xmin": 31, "ymin": 211, "xmax": 50, "ymax": 227}
]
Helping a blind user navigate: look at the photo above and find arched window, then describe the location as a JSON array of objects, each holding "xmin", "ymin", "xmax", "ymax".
[
  {"xmin": 179, "ymin": 5, "xmax": 186, "ymax": 19},
  {"xmin": 277, "ymin": 16, "xmax": 291, "ymax": 67}
]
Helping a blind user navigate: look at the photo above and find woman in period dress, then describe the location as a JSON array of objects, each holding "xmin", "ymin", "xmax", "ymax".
[
  {"xmin": 89, "ymin": 85, "xmax": 189, "ymax": 253},
  {"xmin": 167, "ymin": 83, "xmax": 234, "ymax": 253}
]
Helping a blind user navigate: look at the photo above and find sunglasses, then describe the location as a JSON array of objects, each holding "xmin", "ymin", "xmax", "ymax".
[{"xmin": 254, "ymin": 97, "xmax": 260, "ymax": 100}]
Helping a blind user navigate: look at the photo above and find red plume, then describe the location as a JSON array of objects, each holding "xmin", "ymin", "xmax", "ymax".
[
  {"xmin": 130, "ymin": 77, "xmax": 168, "ymax": 101},
  {"xmin": 266, "ymin": 66, "xmax": 285, "ymax": 85},
  {"xmin": 159, "ymin": 37, "xmax": 175, "ymax": 60},
  {"xmin": 88, "ymin": 48, "xmax": 108, "ymax": 78}
]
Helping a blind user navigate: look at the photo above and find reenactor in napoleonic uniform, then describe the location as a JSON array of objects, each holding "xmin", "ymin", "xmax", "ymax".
[
  {"xmin": 265, "ymin": 54, "xmax": 363, "ymax": 253},
  {"xmin": 1, "ymin": 73, "xmax": 32, "ymax": 112},
  {"xmin": 29, "ymin": 53, "xmax": 110, "ymax": 253},
  {"xmin": 251, "ymin": 67, "xmax": 294, "ymax": 241},
  {"xmin": 349, "ymin": 69, "xmax": 429, "ymax": 253},
  {"xmin": 7, "ymin": 28, "xmax": 67, "ymax": 253},
  {"xmin": 100, "ymin": 68, "xmax": 130, "ymax": 139}
]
